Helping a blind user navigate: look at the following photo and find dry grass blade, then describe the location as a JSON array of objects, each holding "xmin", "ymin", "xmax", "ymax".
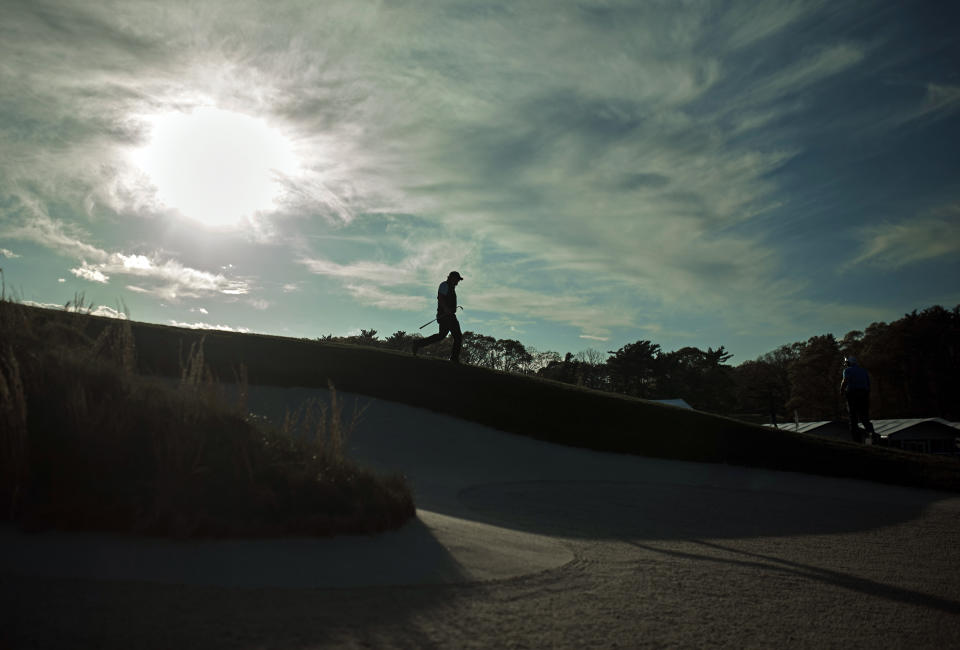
[{"xmin": 280, "ymin": 382, "xmax": 369, "ymax": 466}]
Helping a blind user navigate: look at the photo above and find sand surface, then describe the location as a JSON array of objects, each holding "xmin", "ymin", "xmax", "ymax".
[{"xmin": 3, "ymin": 385, "xmax": 960, "ymax": 648}]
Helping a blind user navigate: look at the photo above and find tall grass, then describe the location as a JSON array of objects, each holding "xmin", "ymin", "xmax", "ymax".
[
  {"xmin": 281, "ymin": 382, "xmax": 367, "ymax": 464},
  {"xmin": 0, "ymin": 343, "xmax": 28, "ymax": 520},
  {"xmin": 0, "ymin": 292, "xmax": 414, "ymax": 537}
]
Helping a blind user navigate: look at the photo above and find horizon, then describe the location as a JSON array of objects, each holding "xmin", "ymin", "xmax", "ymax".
[{"xmin": 2, "ymin": 1, "xmax": 959, "ymax": 364}]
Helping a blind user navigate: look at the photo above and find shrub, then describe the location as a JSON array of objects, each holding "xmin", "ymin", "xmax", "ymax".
[{"xmin": 0, "ymin": 298, "xmax": 415, "ymax": 538}]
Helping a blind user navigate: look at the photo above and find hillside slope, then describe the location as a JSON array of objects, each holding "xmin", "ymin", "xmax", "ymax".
[{"xmin": 22, "ymin": 305, "xmax": 960, "ymax": 493}]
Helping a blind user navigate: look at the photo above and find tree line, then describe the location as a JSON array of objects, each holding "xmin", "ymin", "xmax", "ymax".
[{"xmin": 319, "ymin": 304, "xmax": 960, "ymax": 422}]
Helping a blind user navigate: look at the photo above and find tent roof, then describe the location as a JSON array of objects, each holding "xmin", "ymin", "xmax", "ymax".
[{"xmin": 765, "ymin": 418, "xmax": 960, "ymax": 438}]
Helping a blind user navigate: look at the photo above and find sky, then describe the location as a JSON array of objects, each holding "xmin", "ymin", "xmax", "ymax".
[{"xmin": 1, "ymin": 0, "xmax": 959, "ymax": 364}]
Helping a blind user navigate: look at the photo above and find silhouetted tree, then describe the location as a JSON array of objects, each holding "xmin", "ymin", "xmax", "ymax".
[
  {"xmin": 606, "ymin": 340, "xmax": 660, "ymax": 398},
  {"xmin": 462, "ymin": 332, "xmax": 497, "ymax": 367},
  {"xmin": 732, "ymin": 344, "xmax": 795, "ymax": 424},
  {"xmin": 786, "ymin": 335, "xmax": 843, "ymax": 420},
  {"xmin": 526, "ymin": 348, "xmax": 561, "ymax": 375},
  {"xmin": 858, "ymin": 305, "xmax": 960, "ymax": 419},
  {"xmin": 497, "ymin": 338, "xmax": 533, "ymax": 373},
  {"xmin": 655, "ymin": 346, "xmax": 734, "ymax": 412}
]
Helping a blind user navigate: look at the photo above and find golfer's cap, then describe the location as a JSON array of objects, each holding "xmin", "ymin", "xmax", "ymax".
[
  {"xmin": 448, "ymin": 271, "xmax": 464, "ymax": 281},
  {"xmin": 845, "ymin": 356, "xmax": 857, "ymax": 366}
]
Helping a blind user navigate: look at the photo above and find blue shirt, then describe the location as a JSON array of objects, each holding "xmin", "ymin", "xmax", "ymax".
[{"xmin": 843, "ymin": 365, "xmax": 870, "ymax": 391}]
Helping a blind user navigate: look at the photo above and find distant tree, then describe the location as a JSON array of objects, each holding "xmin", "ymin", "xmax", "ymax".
[
  {"xmin": 385, "ymin": 330, "xmax": 412, "ymax": 350},
  {"xmin": 654, "ymin": 346, "xmax": 734, "ymax": 413},
  {"xmin": 606, "ymin": 340, "xmax": 660, "ymax": 398},
  {"xmin": 786, "ymin": 335, "xmax": 843, "ymax": 421},
  {"xmin": 733, "ymin": 359, "xmax": 790, "ymax": 424},
  {"xmin": 303, "ymin": 302, "xmax": 960, "ymax": 420},
  {"xmin": 526, "ymin": 348, "xmax": 561, "ymax": 375},
  {"xmin": 462, "ymin": 332, "xmax": 497, "ymax": 367},
  {"xmin": 732, "ymin": 344, "xmax": 796, "ymax": 424},
  {"xmin": 496, "ymin": 338, "xmax": 533, "ymax": 373},
  {"xmin": 576, "ymin": 348, "xmax": 607, "ymax": 366},
  {"xmin": 538, "ymin": 352, "xmax": 577, "ymax": 385},
  {"xmin": 839, "ymin": 329, "xmax": 864, "ymax": 361},
  {"xmin": 859, "ymin": 305, "xmax": 960, "ymax": 419}
]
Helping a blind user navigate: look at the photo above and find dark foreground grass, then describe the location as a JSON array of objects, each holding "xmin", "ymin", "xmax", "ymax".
[
  {"xmin": 0, "ymin": 301, "xmax": 414, "ymax": 538},
  {"xmin": 9, "ymin": 304, "xmax": 960, "ymax": 498}
]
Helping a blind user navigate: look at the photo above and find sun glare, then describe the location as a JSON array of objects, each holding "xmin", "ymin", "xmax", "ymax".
[{"xmin": 132, "ymin": 106, "xmax": 299, "ymax": 227}]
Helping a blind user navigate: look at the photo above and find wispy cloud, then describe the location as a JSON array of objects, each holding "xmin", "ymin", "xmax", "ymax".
[
  {"xmin": 343, "ymin": 284, "xmax": 429, "ymax": 311},
  {"xmin": 579, "ymin": 334, "xmax": 610, "ymax": 342},
  {"xmin": 0, "ymin": 248, "xmax": 20, "ymax": 259},
  {"xmin": 299, "ymin": 257, "xmax": 413, "ymax": 286},
  {"xmin": 0, "ymin": 198, "xmax": 110, "ymax": 262},
  {"xmin": 848, "ymin": 207, "xmax": 960, "ymax": 270},
  {"xmin": 1, "ymin": 204, "xmax": 251, "ymax": 299}
]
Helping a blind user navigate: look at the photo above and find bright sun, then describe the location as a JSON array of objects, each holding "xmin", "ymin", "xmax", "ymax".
[{"xmin": 132, "ymin": 106, "xmax": 299, "ymax": 227}]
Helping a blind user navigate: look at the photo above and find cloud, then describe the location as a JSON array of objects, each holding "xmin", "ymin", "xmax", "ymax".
[
  {"xmin": 168, "ymin": 320, "xmax": 250, "ymax": 333},
  {"xmin": 22, "ymin": 299, "xmax": 127, "ymax": 319},
  {"xmin": 848, "ymin": 208, "xmax": 960, "ymax": 270},
  {"xmin": 0, "ymin": 197, "xmax": 110, "ymax": 262},
  {"xmin": 0, "ymin": 248, "xmax": 20, "ymax": 258},
  {"xmin": 923, "ymin": 84, "xmax": 960, "ymax": 117},
  {"xmin": 78, "ymin": 253, "xmax": 249, "ymax": 298},
  {"xmin": 299, "ymin": 257, "xmax": 412, "ymax": 286},
  {"xmin": 895, "ymin": 83, "xmax": 960, "ymax": 127},
  {"xmin": 469, "ymin": 286, "xmax": 636, "ymax": 341},
  {"xmin": 85, "ymin": 304, "xmax": 128, "ymax": 319},
  {"xmin": 70, "ymin": 263, "xmax": 110, "ymax": 283},
  {"xmin": 579, "ymin": 334, "xmax": 610, "ymax": 342},
  {"xmin": 343, "ymin": 284, "xmax": 429, "ymax": 311},
  {"xmin": 745, "ymin": 43, "xmax": 866, "ymax": 106},
  {"xmin": 0, "ymin": 203, "xmax": 251, "ymax": 299}
]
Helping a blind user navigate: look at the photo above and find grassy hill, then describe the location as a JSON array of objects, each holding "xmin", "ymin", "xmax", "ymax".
[
  {"xmin": 5, "ymin": 302, "xmax": 959, "ymax": 543},
  {"xmin": 102, "ymin": 307, "xmax": 960, "ymax": 493}
]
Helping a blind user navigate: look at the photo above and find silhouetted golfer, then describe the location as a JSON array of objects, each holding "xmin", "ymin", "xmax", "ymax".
[
  {"xmin": 840, "ymin": 356, "xmax": 875, "ymax": 443},
  {"xmin": 413, "ymin": 271, "xmax": 464, "ymax": 363}
]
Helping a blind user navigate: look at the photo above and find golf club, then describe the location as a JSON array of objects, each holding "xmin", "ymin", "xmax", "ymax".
[{"xmin": 418, "ymin": 305, "xmax": 463, "ymax": 329}]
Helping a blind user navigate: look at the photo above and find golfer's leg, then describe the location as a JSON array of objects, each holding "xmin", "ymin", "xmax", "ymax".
[
  {"xmin": 449, "ymin": 318, "xmax": 463, "ymax": 362},
  {"xmin": 418, "ymin": 322, "xmax": 450, "ymax": 349},
  {"xmin": 858, "ymin": 393, "xmax": 875, "ymax": 436},
  {"xmin": 847, "ymin": 396, "xmax": 860, "ymax": 442}
]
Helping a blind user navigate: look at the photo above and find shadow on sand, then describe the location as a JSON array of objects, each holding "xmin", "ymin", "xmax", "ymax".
[
  {"xmin": 628, "ymin": 539, "xmax": 960, "ymax": 615},
  {"xmin": 456, "ymin": 479, "xmax": 937, "ymax": 541},
  {"xmin": 0, "ymin": 515, "xmax": 466, "ymax": 589}
]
